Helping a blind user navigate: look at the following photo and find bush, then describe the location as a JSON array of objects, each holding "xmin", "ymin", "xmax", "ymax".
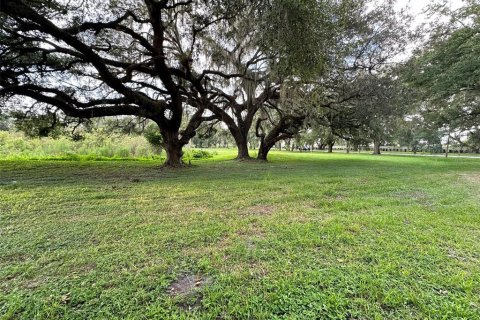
[
  {"xmin": 143, "ymin": 124, "xmax": 163, "ymax": 154},
  {"xmin": 0, "ymin": 131, "xmax": 163, "ymax": 160},
  {"xmin": 184, "ymin": 149, "xmax": 215, "ymax": 161},
  {"xmin": 0, "ymin": 131, "xmax": 221, "ymax": 161}
]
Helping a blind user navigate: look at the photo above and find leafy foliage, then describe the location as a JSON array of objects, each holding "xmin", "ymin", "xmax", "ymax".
[
  {"xmin": 404, "ymin": 1, "xmax": 480, "ymax": 136},
  {"xmin": 184, "ymin": 149, "xmax": 215, "ymax": 161},
  {"xmin": 12, "ymin": 111, "xmax": 63, "ymax": 138},
  {"xmin": 143, "ymin": 123, "xmax": 163, "ymax": 154}
]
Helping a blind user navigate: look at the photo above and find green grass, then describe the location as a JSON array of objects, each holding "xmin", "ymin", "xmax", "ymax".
[{"xmin": 1, "ymin": 151, "xmax": 480, "ymax": 319}]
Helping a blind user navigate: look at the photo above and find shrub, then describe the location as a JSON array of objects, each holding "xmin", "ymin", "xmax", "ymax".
[
  {"xmin": 0, "ymin": 131, "xmax": 162, "ymax": 160},
  {"xmin": 143, "ymin": 124, "xmax": 163, "ymax": 154},
  {"xmin": 183, "ymin": 149, "xmax": 215, "ymax": 161}
]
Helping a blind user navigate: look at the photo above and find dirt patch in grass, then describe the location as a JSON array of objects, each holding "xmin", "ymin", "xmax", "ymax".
[
  {"xmin": 236, "ymin": 224, "xmax": 266, "ymax": 251},
  {"xmin": 393, "ymin": 190, "xmax": 428, "ymax": 200},
  {"xmin": 23, "ymin": 279, "xmax": 42, "ymax": 290},
  {"xmin": 457, "ymin": 173, "xmax": 480, "ymax": 200},
  {"xmin": 392, "ymin": 189, "xmax": 437, "ymax": 207},
  {"xmin": 323, "ymin": 194, "xmax": 348, "ymax": 203},
  {"xmin": 168, "ymin": 274, "xmax": 212, "ymax": 296},
  {"xmin": 245, "ymin": 205, "xmax": 276, "ymax": 216},
  {"xmin": 459, "ymin": 173, "xmax": 480, "ymax": 185},
  {"xmin": 77, "ymin": 262, "xmax": 97, "ymax": 273},
  {"xmin": 447, "ymin": 248, "xmax": 468, "ymax": 262},
  {"xmin": 189, "ymin": 206, "xmax": 209, "ymax": 214},
  {"xmin": 168, "ymin": 274, "xmax": 212, "ymax": 311},
  {"xmin": 304, "ymin": 202, "xmax": 317, "ymax": 209},
  {"xmin": 2, "ymin": 252, "xmax": 29, "ymax": 263},
  {"xmin": 236, "ymin": 223, "xmax": 266, "ymax": 238}
]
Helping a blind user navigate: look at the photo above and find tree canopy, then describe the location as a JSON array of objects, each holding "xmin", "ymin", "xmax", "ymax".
[
  {"xmin": 0, "ymin": 0, "xmax": 340, "ymax": 165},
  {"xmin": 402, "ymin": 1, "xmax": 479, "ymax": 152},
  {"xmin": 2, "ymin": 0, "xmax": 477, "ymax": 164}
]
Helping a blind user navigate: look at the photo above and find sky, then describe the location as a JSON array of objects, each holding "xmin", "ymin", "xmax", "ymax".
[
  {"xmin": 397, "ymin": 0, "xmax": 463, "ymax": 13},
  {"xmin": 395, "ymin": 0, "xmax": 465, "ymax": 25},
  {"xmin": 391, "ymin": 0, "xmax": 466, "ymax": 61}
]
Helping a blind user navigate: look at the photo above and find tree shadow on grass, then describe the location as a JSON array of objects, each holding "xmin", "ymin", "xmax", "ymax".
[{"xmin": 0, "ymin": 155, "xmax": 477, "ymax": 188}]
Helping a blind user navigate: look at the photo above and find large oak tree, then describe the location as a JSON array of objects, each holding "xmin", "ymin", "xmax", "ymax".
[{"xmin": 0, "ymin": 0, "xmax": 280, "ymax": 166}]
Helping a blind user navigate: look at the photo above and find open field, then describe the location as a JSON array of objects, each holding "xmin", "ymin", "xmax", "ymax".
[{"xmin": 1, "ymin": 151, "xmax": 480, "ymax": 319}]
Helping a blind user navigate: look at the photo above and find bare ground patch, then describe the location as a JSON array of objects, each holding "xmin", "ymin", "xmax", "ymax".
[
  {"xmin": 459, "ymin": 173, "xmax": 480, "ymax": 185},
  {"xmin": 456, "ymin": 173, "xmax": 480, "ymax": 200},
  {"xmin": 391, "ymin": 189, "xmax": 437, "ymax": 207},
  {"xmin": 244, "ymin": 205, "xmax": 276, "ymax": 216},
  {"xmin": 236, "ymin": 223, "xmax": 267, "ymax": 251},
  {"xmin": 236, "ymin": 223, "xmax": 266, "ymax": 238},
  {"xmin": 167, "ymin": 274, "xmax": 212, "ymax": 311},
  {"xmin": 23, "ymin": 279, "xmax": 42, "ymax": 290},
  {"xmin": 168, "ymin": 274, "xmax": 209, "ymax": 296},
  {"xmin": 393, "ymin": 190, "xmax": 428, "ymax": 200}
]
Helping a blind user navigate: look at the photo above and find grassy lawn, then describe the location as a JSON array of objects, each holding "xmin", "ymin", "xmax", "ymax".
[{"xmin": 1, "ymin": 151, "xmax": 479, "ymax": 319}]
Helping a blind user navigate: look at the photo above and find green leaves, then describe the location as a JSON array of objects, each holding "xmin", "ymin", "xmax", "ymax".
[
  {"xmin": 401, "ymin": 2, "xmax": 480, "ymax": 134},
  {"xmin": 259, "ymin": 0, "xmax": 333, "ymax": 79},
  {"xmin": 411, "ymin": 28, "xmax": 480, "ymax": 100},
  {"xmin": 143, "ymin": 123, "xmax": 163, "ymax": 152}
]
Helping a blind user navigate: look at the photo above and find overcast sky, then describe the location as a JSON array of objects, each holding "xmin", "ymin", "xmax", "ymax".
[
  {"xmin": 397, "ymin": 0, "xmax": 464, "ymax": 12},
  {"xmin": 391, "ymin": 0, "xmax": 466, "ymax": 60},
  {"xmin": 395, "ymin": 0, "xmax": 465, "ymax": 24}
]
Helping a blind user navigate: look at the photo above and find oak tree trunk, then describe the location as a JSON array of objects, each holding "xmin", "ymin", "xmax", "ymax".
[
  {"xmin": 373, "ymin": 140, "xmax": 381, "ymax": 155},
  {"xmin": 235, "ymin": 137, "xmax": 251, "ymax": 159},
  {"xmin": 445, "ymin": 134, "xmax": 450, "ymax": 158},
  {"xmin": 255, "ymin": 115, "xmax": 304, "ymax": 161},
  {"xmin": 227, "ymin": 124, "xmax": 251, "ymax": 160},
  {"xmin": 327, "ymin": 142, "xmax": 334, "ymax": 153},
  {"xmin": 162, "ymin": 130, "xmax": 184, "ymax": 167},
  {"xmin": 257, "ymin": 142, "xmax": 270, "ymax": 161}
]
